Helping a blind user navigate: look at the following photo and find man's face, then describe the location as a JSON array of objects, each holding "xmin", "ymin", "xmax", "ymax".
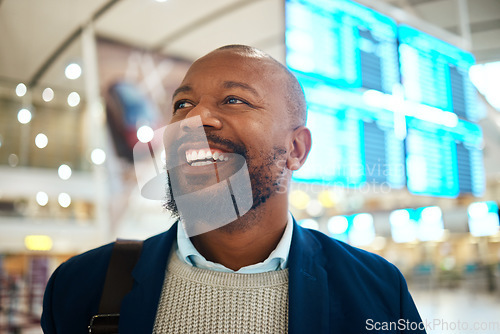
[{"xmin": 163, "ymin": 51, "xmax": 293, "ymax": 229}]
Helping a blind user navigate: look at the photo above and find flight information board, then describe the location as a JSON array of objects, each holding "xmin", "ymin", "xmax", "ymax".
[
  {"xmin": 293, "ymin": 78, "xmax": 406, "ymax": 188},
  {"xmin": 285, "ymin": 0, "xmax": 485, "ymax": 197},
  {"xmin": 286, "ymin": 0, "xmax": 400, "ymax": 93},
  {"xmin": 399, "ymin": 25, "xmax": 480, "ymax": 121},
  {"xmin": 405, "ymin": 117, "xmax": 485, "ymax": 197}
]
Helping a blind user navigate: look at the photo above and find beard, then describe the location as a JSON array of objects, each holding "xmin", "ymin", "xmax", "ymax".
[{"xmin": 162, "ymin": 134, "xmax": 288, "ymax": 234}]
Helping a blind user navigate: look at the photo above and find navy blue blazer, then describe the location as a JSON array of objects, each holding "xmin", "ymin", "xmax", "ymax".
[{"xmin": 42, "ymin": 221, "xmax": 425, "ymax": 333}]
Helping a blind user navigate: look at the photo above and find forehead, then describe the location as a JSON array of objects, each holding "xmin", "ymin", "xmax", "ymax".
[{"xmin": 179, "ymin": 51, "xmax": 283, "ymax": 93}]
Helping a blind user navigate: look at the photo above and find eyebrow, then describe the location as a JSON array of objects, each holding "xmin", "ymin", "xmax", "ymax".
[
  {"xmin": 172, "ymin": 85, "xmax": 192, "ymax": 101},
  {"xmin": 222, "ymin": 81, "xmax": 260, "ymax": 98},
  {"xmin": 171, "ymin": 81, "xmax": 261, "ymax": 101}
]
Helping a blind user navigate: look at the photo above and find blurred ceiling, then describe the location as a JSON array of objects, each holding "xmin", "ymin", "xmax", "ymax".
[{"xmin": 1, "ymin": 0, "xmax": 500, "ymax": 91}]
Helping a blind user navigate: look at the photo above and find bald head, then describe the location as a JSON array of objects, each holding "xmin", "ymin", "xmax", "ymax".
[{"xmin": 198, "ymin": 45, "xmax": 307, "ymax": 128}]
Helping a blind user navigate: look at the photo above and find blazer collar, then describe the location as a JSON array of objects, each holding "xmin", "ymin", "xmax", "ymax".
[{"xmin": 288, "ymin": 219, "xmax": 331, "ymax": 334}]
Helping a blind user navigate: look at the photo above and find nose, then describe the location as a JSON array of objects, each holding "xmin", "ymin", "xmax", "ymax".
[{"xmin": 180, "ymin": 101, "xmax": 222, "ymax": 132}]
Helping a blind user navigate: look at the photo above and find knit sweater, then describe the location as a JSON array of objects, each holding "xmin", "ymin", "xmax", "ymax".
[{"xmin": 153, "ymin": 253, "xmax": 289, "ymax": 333}]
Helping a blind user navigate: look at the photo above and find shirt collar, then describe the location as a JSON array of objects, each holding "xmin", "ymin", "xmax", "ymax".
[{"xmin": 176, "ymin": 212, "xmax": 294, "ymax": 274}]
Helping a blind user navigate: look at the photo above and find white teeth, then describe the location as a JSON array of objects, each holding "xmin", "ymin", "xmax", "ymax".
[
  {"xmin": 186, "ymin": 149, "xmax": 230, "ymax": 166},
  {"xmin": 198, "ymin": 149, "xmax": 205, "ymax": 160}
]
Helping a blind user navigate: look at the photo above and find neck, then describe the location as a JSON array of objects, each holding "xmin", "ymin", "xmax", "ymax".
[{"xmin": 189, "ymin": 195, "xmax": 289, "ymax": 271}]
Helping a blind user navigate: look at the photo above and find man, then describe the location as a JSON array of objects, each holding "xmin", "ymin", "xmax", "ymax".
[{"xmin": 41, "ymin": 45, "xmax": 425, "ymax": 333}]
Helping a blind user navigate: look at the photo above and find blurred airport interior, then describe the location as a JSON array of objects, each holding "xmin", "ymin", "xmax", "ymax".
[{"xmin": 1, "ymin": 0, "xmax": 500, "ymax": 332}]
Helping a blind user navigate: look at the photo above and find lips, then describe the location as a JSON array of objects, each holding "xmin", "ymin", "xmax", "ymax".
[
  {"xmin": 167, "ymin": 139, "xmax": 247, "ymax": 195},
  {"xmin": 185, "ymin": 148, "xmax": 230, "ymax": 166},
  {"xmin": 176, "ymin": 140, "xmax": 234, "ymax": 167}
]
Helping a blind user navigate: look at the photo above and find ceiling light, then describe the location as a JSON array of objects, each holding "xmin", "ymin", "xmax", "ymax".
[
  {"xmin": 16, "ymin": 83, "xmax": 27, "ymax": 97},
  {"xmin": 17, "ymin": 108, "xmax": 32, "ymax": 124},
  {"xmin": 36, "ymin": 191, "xmax": 49, "ymax": 206},
  {"xmin": 58, "ymin": 164, "xmax": 72, "ymax": 180},
  {"xmin": 67, "ymin": 92, "xmax": 80, "ymax": 107},
  {"xmin": 58, "ymin": 193, "xmax": 71, "ymax": 208},
  {"xmin": 65, "ymin": 63, "xmax": 82, "ymax": 80},
  {"xmin": 91, "ymin": 148, "xmax": 106, "ymax": 165},
  {"xmin": 42, "ymin": 88, "xmax": 54, "ymax": 102},
  {"xmin": 35, "ymin": 133, "xmax": 48, "ymax": 148}
]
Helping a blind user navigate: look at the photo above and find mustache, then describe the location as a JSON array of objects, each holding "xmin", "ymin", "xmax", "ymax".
[{"xmin": 204, "ymin": 133, "xmax": 247, "ymax": 157}]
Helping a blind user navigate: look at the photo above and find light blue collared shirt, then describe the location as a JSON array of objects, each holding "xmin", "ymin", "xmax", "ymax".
[{"xmin": 176, "ymin": 212, "xmax": 294, "ymax": 274}]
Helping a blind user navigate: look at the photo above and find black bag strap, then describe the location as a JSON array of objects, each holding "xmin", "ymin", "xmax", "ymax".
[{"xmin": 88, "ymin": 239, "xmax": 143, "ymax": 334}]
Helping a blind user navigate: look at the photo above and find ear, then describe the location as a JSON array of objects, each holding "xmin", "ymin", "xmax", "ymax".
[{"xmin": 287, "ymin": 126, "xmax": 311, "ymax": 171}]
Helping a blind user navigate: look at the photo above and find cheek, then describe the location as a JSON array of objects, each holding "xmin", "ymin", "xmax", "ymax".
[
  {"xmin": 228, "ymin": 114, "xmax": 289, "ymax": 158},
  {"xmin": 241, "ymin": 118, "xmax": 284, "ymax": 143},
  {"xmin": 245, "ymin": 127, "xmax": 277, "ymax": 157}
]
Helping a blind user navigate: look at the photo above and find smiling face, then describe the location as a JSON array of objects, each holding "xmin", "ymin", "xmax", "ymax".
[{"xmin": 163, "ymin": 47, "xmax": 306, "ymax": 231}]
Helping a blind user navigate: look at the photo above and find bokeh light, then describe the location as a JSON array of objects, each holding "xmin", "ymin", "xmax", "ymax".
[
  {"xmin": 17, "ymin": 108, "xmax": 32, "ymax": 124},
  {"xmin": 16, "ymin": 83, "xmax": 27, "ymax": 97},
  {"xmin": 65, "ymin": 63, "xmax": 82, "ymax": 80},
  {"xmin": 328, "ymin": 216, "xmax": 349, "ymax": 235},
  {"xmin": 42, "ymin": 88, "xmax": 54, "ymax": 102},
  {"xmin": 58, "ymin": 164, "xmax": 72, "ymax": 180},
  {"xmin": 35, "ymin": 133, "xmax": 48, "ymax": 148},
  {"xmin": 36, "ymin": 191, "xmax": 49, "ymax": 206},
  {"xmin": 58, "ymin": 193, "xmax": 71, "ymax": 208},
  {"xmin": 67, "ymin": 92, "xmax": 80, "ymax": 107},
  {"xmin": 91, "ymin": 148, "xmax": 106, "ymax": 165},
  {"xmin": 137, "ymin": 125, "xmax": 154, "ymax": 143}
]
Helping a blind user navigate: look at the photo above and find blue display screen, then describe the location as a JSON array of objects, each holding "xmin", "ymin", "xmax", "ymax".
[
  {"xmin": 286, "ymin": 0, "xmax": 400, "ymax": 93},
  {"xmin": 405, "ymin": 117, "xmax": 485, "ymax": 197},
  {"xmin": 293, "ymin": 77, "xmax": 406, "ymax": 188},
  {"xmin": 285, "ymin": 0, "xmax": 485, "ymax": 197},
  {"xmin": 398, "ymin": 25, "xmax": 479, "ymax": 122}
]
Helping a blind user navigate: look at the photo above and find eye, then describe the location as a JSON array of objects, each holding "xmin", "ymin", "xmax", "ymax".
[
  {"xmin": 173, "ymin": 100, "xmax": 193, "ymax": 114},
  {"xmin": 224, "ymin": 96, "xmax": 247, "ymax": 105}
]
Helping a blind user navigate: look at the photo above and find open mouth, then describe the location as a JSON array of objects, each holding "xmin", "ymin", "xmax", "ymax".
[{"xmin": 185, "ymin": 148, "xmax": 230, "ymax": 167}]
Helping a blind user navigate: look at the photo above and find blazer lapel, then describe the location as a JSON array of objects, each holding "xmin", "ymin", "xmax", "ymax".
[
  {"xmin": 119, "ymin": 222, "xmax": 178, "ymax": 333},
  {"xmin": 288, "ymin": 220, "xmax": 331, "ymax": 334}
]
